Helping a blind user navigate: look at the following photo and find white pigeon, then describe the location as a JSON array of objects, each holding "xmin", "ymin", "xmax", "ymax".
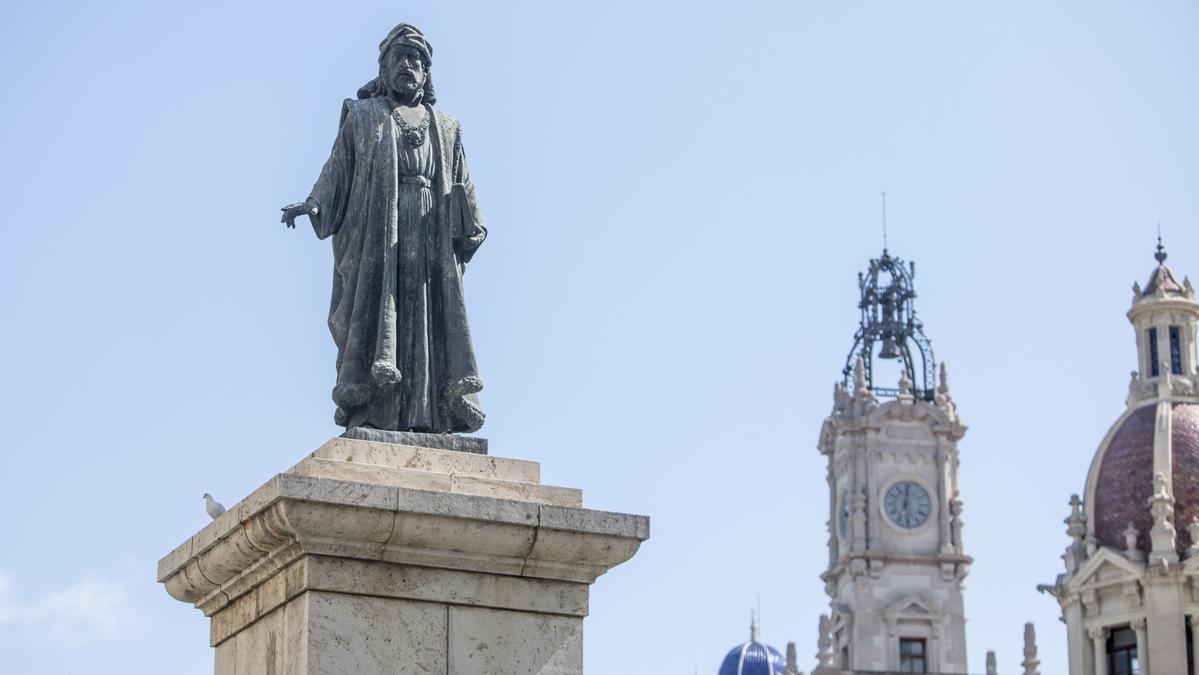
[{"xmin": 203, "ymin": 493, "xmax": 226, "ymax": 520}]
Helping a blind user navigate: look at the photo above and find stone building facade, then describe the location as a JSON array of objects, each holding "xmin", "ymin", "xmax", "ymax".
[
  {"xmin": 814, "ymin": 250, "xmax": 971, "ymax": 674},
  {"xmin": 716, "ymin": 243, "xmax": 1199, "ymax": 675},
  {"xmin": 1043, "ymin": 243, "xmax": 1199, "ymax": 675}
]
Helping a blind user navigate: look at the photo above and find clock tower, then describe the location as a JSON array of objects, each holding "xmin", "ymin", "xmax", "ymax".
[{"xmin": 814, "ymin": 250, "xmax": 971, "ymax": 674}]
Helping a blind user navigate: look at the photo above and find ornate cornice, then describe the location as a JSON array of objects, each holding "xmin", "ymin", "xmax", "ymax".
[{"xmin": 158, "ymin": 472, "xmax": 649, "ymax": 618}]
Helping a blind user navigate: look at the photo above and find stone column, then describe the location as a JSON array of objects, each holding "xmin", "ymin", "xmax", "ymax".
[
  {"xmin": 158, "ymin": 437, "xmax": 650, "ymax": 675},
  {"xmin": 850, "ymin": 489, "xmax": 867, "ymax": 554},
  {"xmin": 1135, "ymin": 322, "xmax": 1147, "ymax": 377},
  {"xmin": 884, "ymin": 618, "xmax": 899, "ymax": 669},
  {"xmin": 930, "ymin": 623, "xmax": 943, "ymax": 674},
  {"xmin": 1184, "ymin": 323, "xmax": 1196, "ymax": 374},
  {"xmin": 826, "ymin": 463, "xmax": 838, "ymax": 566},
  {"xmin": 860, "ymin": 437, "xmax": 879, "ymax": 551},
  {"xmin": 1063, "ymin": 598, "xmax": 1088, "ymax": 675},
  {"xmin": 1089, "ymin": 627, "xmax": 1108, "ymax": 675},
  {"xmin": 1144, "ymin": 573, "xmax": 1189, "ymax": 675},
  {"xmin": 1131, "ymin": 618, "xmax": 1148, "ymax": 675},
  {"xmin": 1157, "ymin": 319, "xmax": 1170, "ymax": 376},
  {"xmin": 936, "ymin": 441, "xmax": 951, "ymax": 553}
]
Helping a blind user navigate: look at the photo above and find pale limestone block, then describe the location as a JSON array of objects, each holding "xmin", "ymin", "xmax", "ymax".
[
  {"xmin": 293, "ymin": 457, "xmax": 454, "ymax": 493},
  {"xmin": 193, "ymin": 506, "xmax": 242, "ymax": 554},
  {"xmin": 448, "ymin": 605, "xmax": 583, "ymax": 675},
  {"xmin": 281, "ymin": 594, "xmax": 309, "ymax": 675},
  {"xmin": 307, "ymin": 591, "xmax": 447, "ymax": 675},
  {"xmin": 203, "ymin": 543, "xmax": 300, "ymax": 618},
  {"xmin": 212, "ymin": 560, "xmax": 299, "ymax": 645},
  {"xmin": 277, "ymin": 476, "xmax": 397, "ymax": 560},
  {"xmin": 539, "ymin": 504, "xmax": 650, "ymax": 539},
  {"xmin": 278, "ymin": 502, "xmax": 395, "ymax": 559},
  {"xmin": 157, "ymin": 536, "xmax": 194, "ymax": 584},
  {"xmin": 387, "ymin": 512, "xmax": 534, "ymax": 576},
  {"xmin": 214, "ymin": 638, "xmax": 235, "ymax": 675},
  {"xmin": 212, "ymin": 587, "xmax": 258, "ymax": 646},
  {"xmin": 164, "ymin": 560, "xmax": 218, "ymax": 605},
  {"xmin": 282, "ymin": 558, "xmax": 307, "ymax": 600},
  {"xmin": 232, "ymin": 608, "xmax": 282, "ymax": 675},
  {"xmin": 383, "ymin": 491, "xmax": 539, "ymax": 574},
  {"xmin": 197, "ymin": 528, "xmax": 272, "ymax": 588},
  {"xmin": 395, "ymin": 488, "xmax": 540, "ymax": 525},
  {"xmin": 312, "ymin": 437, "xmax": 540, "ymax": 483},
  {"xmin": 254, "ymin": 566, "xmax": 289, "ymax": 621},
  {"xmin": 450, "ymin": 474, "xmax": 582, "ymax": 507},
  {"xmin": 305, "ymin": 556, "xmax": 588, "ymax": 617},
  {"xmin": 212, "ymin": 555, "xmax": 594, "ymax": 645},
  {"xmin": 295, "ymin": 454, "xmax": 579, "ymax": 506},
  {"xmin": 197, "ymin": 552, "xmax": 281, "ymax": 616},
  {"xmin": 242, "ymin": 501, "xmax": 293, "ymax": 552},
  {"xmin": 279, "ymin": 472, "xmax": 397, "ymax": 511},
  {"xmin": 524, "ymin": 526, "xmax": 644, "ymax": 582},
  {"xmin": 235, "ymin": 475, "xmax": 284, "ymax": 523}
]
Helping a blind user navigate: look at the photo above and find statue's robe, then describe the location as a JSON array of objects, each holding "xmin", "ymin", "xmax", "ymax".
[{"xmin": 307, "ymin": 96, "xmax": 486, "ymax": 433}]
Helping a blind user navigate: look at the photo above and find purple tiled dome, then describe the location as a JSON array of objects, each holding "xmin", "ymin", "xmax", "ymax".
[
  {"xmin": 1174, "ymin": 404, "xmax": 1199, "ymax": 549},
  {"xmin": 1093, "ymin": 403, "xmax": 1199, "ymax": 554}
]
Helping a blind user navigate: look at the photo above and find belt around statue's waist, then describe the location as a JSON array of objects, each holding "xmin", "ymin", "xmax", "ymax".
[{"xmin": 398, "ymin": 176, "xmax": 432, "ymax": 188}]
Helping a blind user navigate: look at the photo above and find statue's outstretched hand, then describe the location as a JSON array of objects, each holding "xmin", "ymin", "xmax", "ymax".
[{"xmin": 281, "ymin": 200, "xmax": 318, "ymax": 229}]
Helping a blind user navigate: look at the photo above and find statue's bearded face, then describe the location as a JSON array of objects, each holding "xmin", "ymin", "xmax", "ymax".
[{"xmin": 382, "ymin": 46, "xmax": 428, "ymax": 104}]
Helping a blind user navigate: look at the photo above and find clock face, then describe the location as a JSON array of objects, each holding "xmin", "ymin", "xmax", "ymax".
[
  {"xmin": 884, "ymin": 481, "xmax": 932, "ymax": 529},
  {"xmin": 839, "ymin": 490, "xmax": 850, "ymax": 539}
]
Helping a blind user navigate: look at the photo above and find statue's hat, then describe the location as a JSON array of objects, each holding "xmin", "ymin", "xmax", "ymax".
[{"xmin": 379, "ymin": 23, "xmax": 432, "ymax": 64}]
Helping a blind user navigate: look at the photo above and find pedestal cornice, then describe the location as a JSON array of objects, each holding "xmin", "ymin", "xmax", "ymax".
[{"xmin": 158, "ymin": 447, "xmax": 649, "ymax": 621}]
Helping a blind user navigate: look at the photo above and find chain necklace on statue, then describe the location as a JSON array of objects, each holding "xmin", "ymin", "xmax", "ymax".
[{"xmin": 393, "ymin": 107, "xmax": 431, "ymax": 146}]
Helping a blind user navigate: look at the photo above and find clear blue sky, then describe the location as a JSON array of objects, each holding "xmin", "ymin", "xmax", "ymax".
[{"xmin": 1, "ymin": 1, "xmax": 1197, "ymax": 673}]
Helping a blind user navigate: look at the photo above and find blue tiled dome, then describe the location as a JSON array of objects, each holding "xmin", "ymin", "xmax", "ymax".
[{"xmin": 718, "ymin": 637, "xmax": 787, "ymax": 675}]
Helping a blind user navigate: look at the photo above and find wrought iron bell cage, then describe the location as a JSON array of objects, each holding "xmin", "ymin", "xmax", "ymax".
[{"xmin": 842, "ymin": 250, "xmax": 937, "ymax": 401}]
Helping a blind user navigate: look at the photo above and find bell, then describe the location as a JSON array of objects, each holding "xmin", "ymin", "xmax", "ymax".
[{"xmin": 878, "ymin": 335, "xmax": 902, "ymax": 359}]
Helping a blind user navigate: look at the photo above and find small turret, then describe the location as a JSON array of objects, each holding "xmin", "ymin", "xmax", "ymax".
[
  {"xmin": 1021, "ymin": 623, "xmax": 1040, "ymax": 675},
  {"xmin": 1127, "ymin": 237, "xmax": 1199, "ymax": 388}
]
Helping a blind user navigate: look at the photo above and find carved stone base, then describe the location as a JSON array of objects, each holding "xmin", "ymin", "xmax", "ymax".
[
  {"xmin": 341, "ymin": 426, "xmax": 488, "ymax": 454},
  {"xmin": 158, "ymin": 437, "xmax": 649, "ymax": 674}
]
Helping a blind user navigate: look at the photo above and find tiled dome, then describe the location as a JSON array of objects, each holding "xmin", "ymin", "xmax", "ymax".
[
  {"xmin": 1092, "ymin": 402, "xmax": 1199, "ymax": 554},
  {"xmin": 718, "ymin": 637, "xmax": 787, "ymax": 675}
]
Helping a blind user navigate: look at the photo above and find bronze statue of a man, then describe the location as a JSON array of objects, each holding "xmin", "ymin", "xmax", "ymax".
[{"xmin": 282, "ymin": 23, "xmax": 486, "ymax": 434}]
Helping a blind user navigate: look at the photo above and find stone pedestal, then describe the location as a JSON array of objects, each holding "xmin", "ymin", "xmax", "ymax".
[{"xmin": 158, "ymin": 437, "xmax": 649, "ymax": 674}]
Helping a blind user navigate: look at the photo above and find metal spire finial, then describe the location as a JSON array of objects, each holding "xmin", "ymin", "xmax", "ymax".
[
  {"xmin": 750, "ymin": 610, "xmax": 759, "ymax": 642},
  {"xmin": 881, "ymin": 192, "xmax": 888, "ymax": 253},
  {"xmin": 1155, "ymin": 222, "xmax": 1168, "ymax": 264}
]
